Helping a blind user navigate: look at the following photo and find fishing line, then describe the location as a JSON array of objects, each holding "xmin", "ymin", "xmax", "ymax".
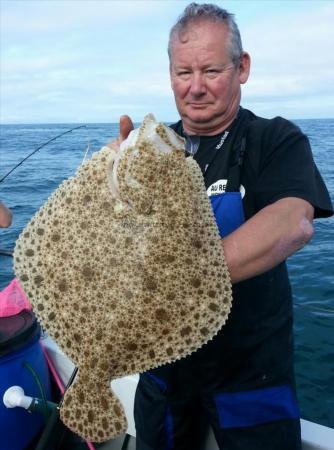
[
  {"xmin": 294, "ymin": 303, "xmax": 334, "ymax": 315},
  {"xmin": 0, "ymin": 249, "xmax": 13, "ymax": 257},
  {"xmin": 82, "ymin": 141, "xmax": 91, "ymax": 164},
  {"xmin": 0, "ymin": 125, "xmax": 86, "ymax": 184}
]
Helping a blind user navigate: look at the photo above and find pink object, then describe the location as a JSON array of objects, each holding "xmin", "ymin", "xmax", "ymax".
[{"xmin": 0, "ymin": 278, "xmax": 32, "ymax": 317}]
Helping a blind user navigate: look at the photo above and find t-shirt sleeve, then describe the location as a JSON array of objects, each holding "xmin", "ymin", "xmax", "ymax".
[{"xmin": 252, "ymin": 117, "xmax": 333, "ymax": 218}]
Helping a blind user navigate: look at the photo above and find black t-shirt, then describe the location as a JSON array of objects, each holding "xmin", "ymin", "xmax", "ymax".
[{"xmin": 170, "ymin": 107, "xmax": 333, "ymax": 352}]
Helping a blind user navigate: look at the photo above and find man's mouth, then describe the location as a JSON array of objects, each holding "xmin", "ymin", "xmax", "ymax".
[{"xmin": 188, "ymin": 103, "xmax": 210, "ymax": 107}]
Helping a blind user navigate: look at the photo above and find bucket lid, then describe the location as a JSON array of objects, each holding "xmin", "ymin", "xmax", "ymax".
[{"xmin": 0, "ymin": 309, "xmax": 40, "ymax": 357}]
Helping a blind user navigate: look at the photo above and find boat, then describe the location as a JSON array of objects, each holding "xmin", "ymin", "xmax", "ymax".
[
  {"xmin": 1, "ymin": 267, "xmax": 333, "ymax": 449},
  {"xmin": 1, "ymin": 276, "xmax": 333, "ymax": 449},
  {"xmin": 40, "ymin": 334, "xmax": 334, "ymax": 450}
]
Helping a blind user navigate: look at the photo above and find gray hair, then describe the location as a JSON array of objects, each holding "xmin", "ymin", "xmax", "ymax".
[{"xmin": 168, "ymin": 3, "xmax": 243, "ymax": 66}]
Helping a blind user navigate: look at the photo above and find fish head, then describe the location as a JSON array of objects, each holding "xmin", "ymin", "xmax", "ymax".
[{"xmin": 108, "ymin": 114, "xmax": 185, "ymax": 214}]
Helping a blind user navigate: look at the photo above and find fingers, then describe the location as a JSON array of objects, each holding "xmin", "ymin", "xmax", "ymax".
[
  {"xmin": 119, "ymin": 115, "xmax": 134, "ymax": 142},
  {"xmin": 105, "ymin": 115, "xmax": 134, "ymax": 151}
]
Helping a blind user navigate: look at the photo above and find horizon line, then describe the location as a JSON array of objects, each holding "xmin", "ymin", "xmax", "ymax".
[{"xmin": 1, "ymin": 117, "xmax": 334, "ymax": 126}]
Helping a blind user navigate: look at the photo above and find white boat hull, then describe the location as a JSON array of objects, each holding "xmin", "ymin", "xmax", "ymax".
[{"xmin": 42, "ymin": 335, "xmax": 334, "ymax": 450}]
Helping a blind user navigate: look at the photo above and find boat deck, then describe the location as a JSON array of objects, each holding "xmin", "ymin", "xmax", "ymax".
[{"xmin": 96, "ymin": 434, "xmax": 135, "ymax": 450}]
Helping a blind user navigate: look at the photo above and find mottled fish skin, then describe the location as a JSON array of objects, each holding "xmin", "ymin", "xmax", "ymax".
[{"xmin": 13, "ymin": 114, "xmax": 232, "ymax": 442}]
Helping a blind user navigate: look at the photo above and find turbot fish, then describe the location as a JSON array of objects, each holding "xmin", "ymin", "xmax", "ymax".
[{"xmin": 14, "ymin": 114, "xmax": 232, "ymax": 442}]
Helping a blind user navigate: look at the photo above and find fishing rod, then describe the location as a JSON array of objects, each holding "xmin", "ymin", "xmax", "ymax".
[
  {"xmin": 0, "ymin": 125, "xmax": 86, "ymax": 184},
  {"xmin": 0, "ymin": 248, "xmax": 13, "ymax": 257}
]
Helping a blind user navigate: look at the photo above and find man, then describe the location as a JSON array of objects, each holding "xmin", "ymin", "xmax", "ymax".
[
  {"xmin": 0, "ymin": 201, "xmax": 12, "ymax": 228},
  {"xmin": 109, "ymin": 3, "xmax": 333, "ymax": 449}
]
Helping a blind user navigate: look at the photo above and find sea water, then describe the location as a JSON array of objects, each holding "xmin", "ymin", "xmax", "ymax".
[{"xmin": 0, "ymin": 119, "xmax": 333, "ymax": 428}]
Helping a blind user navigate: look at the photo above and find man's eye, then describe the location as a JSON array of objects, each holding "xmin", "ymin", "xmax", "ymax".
[
  {"xmin": 206, "ymin": 69, "xmax": 218, "ymax": 75},
  {"xmin": 178, "ymin": 71, "xmax": 191, "ymax": 77}
]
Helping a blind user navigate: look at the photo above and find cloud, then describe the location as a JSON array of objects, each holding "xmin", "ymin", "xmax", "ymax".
[
  {"xmin": 1, "ymin": 0, "xmax": 333, "ymax": 123},
  {"xmin": 239, "ymin": 3, "xmax": 334, "ymax": 118},
  {"xmin": 1, "ymin": 0, "xmax": 173, "ymax": 35}
]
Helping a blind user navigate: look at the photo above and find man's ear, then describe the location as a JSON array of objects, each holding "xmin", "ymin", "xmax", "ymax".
[{"xmin": 238, "ymin": 52, "xmax": 251, "ymax": 84}]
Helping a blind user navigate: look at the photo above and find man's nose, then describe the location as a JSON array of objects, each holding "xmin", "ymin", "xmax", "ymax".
[{"xmin": 189, "ymin": 72, "xmax": 206, "ymax": 96}]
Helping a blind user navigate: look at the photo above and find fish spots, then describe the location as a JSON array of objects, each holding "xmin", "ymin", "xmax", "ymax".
[
  {"xmin": 180, "ymin": 326, "xmax": 192, "ymax": 337},
  {"xmin": 113, "ymin": 404, "xmax": 122, "ymax": 417},
  {"xmin": 83, "ymin": 195, "xmax": 92, "ymax": 205},
  {"xmin": 25, "ymin": 249, "xmax": 34, "ymax": 257},
  {"xmin": 89, "ymin": 358, "xmax": 98, "ymax": 369},
  {"xmin": 82, "ymin": 265, "xmax": 94, "ymax": 281},
  {"xmin": 124, "ymin": 290, "xmax": 133, "ymax": 300},
  {"xmin": 143, "ymin": 276, "xmax": 157, "ymax": 291},
  {"xmin": 191, "ymin": 239, "xmax": 202, "ymax": 249},
  {"xmin": 155, "ymin": 308, "xmax": 168, "ymax": 322},
  {"xmin": 51, "ymin": 233, "xmax": 61, "ymax": 242},
  {"xmin": 161, "ymin": 253, "xmax": 175, "ymax": 263},
  {"xmin": 208, "ymin": 290, "xmax": 216, "ymax": 299},
  {"xmin": 74, "ymin": 333, "xmax": 82, "ymax": 343},
  {"xmin": 58, "ymin": 280, "xmax": 67, "ymax": 293},
  {"xmin": 34, "ymin": 275, "xmax": 44, "ymax": 286},
  {"xmin": 117, "ymin": 320, "xmax": 126, "ymax": 329},
  {"xmin": 96, "ymin": 328, "xmax": 103, "ymax": 341},
  {"xmin": 125, "ymin": 342, "xmax": 138, "ymax": 352},
  {"xmin": 87, "ymin": 410, "xmax": 94, "ymax": 423},
  {"xmin": 209, "ymin": 303, "xmax": 219, "ymax": 312},
  {"xmin": 99, "ymin": 361, "xmax": 109, "ymax": 371},
  {"xmin": 191, "ymin": 278, "xmax": 201, "ymax": 288},
  {"xmin": 102, "ymin": 418, "xmax": 108, "ymax": 430},
  {"xmin": 166, "ymin": 292, "xmax": 176, "ymax": 301},
  {"xmin": 102, "ymin": 201, "xmax": 112, "ymax": 210}
]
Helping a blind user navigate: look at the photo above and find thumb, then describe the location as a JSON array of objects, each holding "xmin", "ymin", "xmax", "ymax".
[{"xmin": 119, "ymin": 115, "xmax": 134, "ymax": 142}]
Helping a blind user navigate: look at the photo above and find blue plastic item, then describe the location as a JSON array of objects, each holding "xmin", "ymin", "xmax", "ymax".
[{"xmin": 0, "ymin": 311, "xmax": 51, "ymax": 450}]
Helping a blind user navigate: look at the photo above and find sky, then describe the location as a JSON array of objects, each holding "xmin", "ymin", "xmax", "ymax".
[{"xmin": 1, "ymin": 0, "xmax": 334, "ymax": 124}]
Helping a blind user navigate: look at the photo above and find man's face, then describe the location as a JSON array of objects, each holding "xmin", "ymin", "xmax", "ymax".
[{"xmin": 169, "ymin": 20, "xmax": 250, "ymax": 135}]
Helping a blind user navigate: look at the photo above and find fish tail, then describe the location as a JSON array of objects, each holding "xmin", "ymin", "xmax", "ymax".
[{"xmin": 60, "ymin": 371, "xmax": 128, "ymax": 442}]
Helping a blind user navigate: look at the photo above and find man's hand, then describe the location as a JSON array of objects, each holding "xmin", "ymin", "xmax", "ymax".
[
  {"xmin": 0, "ymin": 201, "xmax": 12, "ymax": 228},
  {"xmin": 106, "ymin": 115, "xmax": 134, "ymax": 151}
]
